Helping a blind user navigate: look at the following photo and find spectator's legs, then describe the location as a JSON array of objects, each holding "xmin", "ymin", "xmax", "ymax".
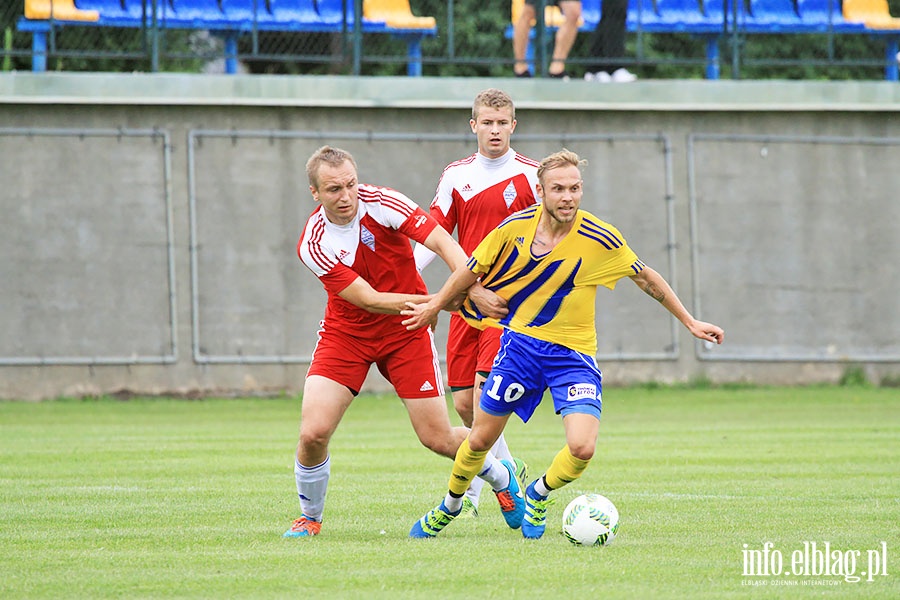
[
  {"xmin": 549, "ymin": 0, "xmax": 582, "ymax": 76},
  {"xmin": 587, "ymin": 0, "xmax": 628, "ymax": 74},
  {"xmin": 513, "ymin": 4, "xmax": 537, "ymax": 76}
]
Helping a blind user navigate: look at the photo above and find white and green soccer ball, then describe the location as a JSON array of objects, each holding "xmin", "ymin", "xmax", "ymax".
[{"xmin": 562, "ymin": 494, "xmax": 619, "ymax": 546}]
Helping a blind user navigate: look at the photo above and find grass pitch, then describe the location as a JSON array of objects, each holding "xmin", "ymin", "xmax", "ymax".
[{"xmin": 1, "ymin": 386, "xmax": 897, "ymax": 599}]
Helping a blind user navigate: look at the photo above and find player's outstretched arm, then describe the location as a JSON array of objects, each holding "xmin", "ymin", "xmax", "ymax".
[
  {"xmin": 421, "ymin": 225, "xmax": 469, "ymax": 273},
  {"xmin": 338, "ymin": 276, "xmax": 433, "ymax": 315},
  {"xmin": 402, "ymin": 266, "xmax": 479, "ymax": 330},
  {"xmin": 629, "ymin": 266, "xmax": 724, "ymax": 345},
  {"xmin": 412, "ymin": 242, "xmax": 438, "ymax": 273}
]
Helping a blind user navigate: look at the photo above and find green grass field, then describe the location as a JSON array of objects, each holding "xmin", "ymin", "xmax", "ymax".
[{"xmin": 1, "ymin": 386, "xmax": 898, "ymax": 599}]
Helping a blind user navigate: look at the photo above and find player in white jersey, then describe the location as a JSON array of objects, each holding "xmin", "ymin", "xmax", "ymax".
[
  {"xmin": 414, "ymin": 89, "xmax": 540, "ymax": 517},
  {"xmin": 285, "ymin": 146, "xmax": 523, "ymax": 538}
]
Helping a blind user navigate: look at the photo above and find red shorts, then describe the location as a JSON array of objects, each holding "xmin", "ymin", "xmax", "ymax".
[
  {"xmin": 307, "ymin": 320, "xmax": 444, "ymax": 399},
  {"xmin": 445, "ymin": 313, "xmax": 503, "ymax": 389}
]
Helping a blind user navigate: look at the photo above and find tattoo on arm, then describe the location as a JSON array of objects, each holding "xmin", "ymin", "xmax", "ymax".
[{"xmin": 643, "ymin": 281, "xmax": 666, "ymax": 303}]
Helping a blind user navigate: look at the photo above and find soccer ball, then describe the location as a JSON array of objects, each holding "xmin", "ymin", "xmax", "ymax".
[{"xmin": 562, "ymin": 494, "xmax": 619, "ymax": 546}]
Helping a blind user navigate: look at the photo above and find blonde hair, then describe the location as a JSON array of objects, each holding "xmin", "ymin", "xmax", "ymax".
[
  {"xmin": 537, "ymin": 148, "xmax": 586, "ymax": 186},
  {"xmin": 472, "ymin": 88, "xmax": 515, "ymax": 121},
  {"xmin": 306, "ymin": 145, "xmax": 358, "ymax": 188}
]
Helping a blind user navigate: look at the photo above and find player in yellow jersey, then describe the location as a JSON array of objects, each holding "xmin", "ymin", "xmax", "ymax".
[{"xmin": 404, "ymin": 149, "xmax": 724, "ymax": 539}]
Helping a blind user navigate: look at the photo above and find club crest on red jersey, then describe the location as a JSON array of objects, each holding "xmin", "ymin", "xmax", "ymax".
[
  {"xmin": 360, "ymin": 225, "xmax": 376, "ymax": 252},
  {"xmin": 503, "ymin": 181, "xmax": 518, "ymax": 207}
]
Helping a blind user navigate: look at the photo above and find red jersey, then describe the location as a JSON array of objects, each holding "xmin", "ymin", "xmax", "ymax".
[
  {"xmin": 427, "ymin": 148, "xmax": 540, "ymax": 256},
  {"xmin": 297, "ymin": 183, "xmax": 438, "ymax": 338}
]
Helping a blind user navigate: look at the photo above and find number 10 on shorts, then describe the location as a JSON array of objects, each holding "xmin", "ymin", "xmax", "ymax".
[{"xmin": 485, "ymin": 374, "xmax": 525, "ymax": 403}]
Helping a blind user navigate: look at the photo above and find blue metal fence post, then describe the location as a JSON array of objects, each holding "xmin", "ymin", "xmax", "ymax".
[
  {"xmin": 224, "ymin": 34, "xmax": 238, "ymax": 74},
  {"xmin": 32, "ymin": 28, "xmax": 47, "ymax": 72},
  {"xmin": 886, "ymin": 39, "xmax": 899, "ymax": 81},
  {"xmin": 705, "ymin": 36, "xmax": 720, "ymax": 80},
  {"xmin": 406, "ymin": 38, "xmax": 422, "ymax": 76}
]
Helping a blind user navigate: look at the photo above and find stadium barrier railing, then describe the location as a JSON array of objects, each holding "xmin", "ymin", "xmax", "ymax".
[
  {"xmin": 8, "ymin": 0, "xmax": 900, "ymax": 78},
  {"xmin": 16, "ymin": 0, "xmax": 438, "ymax": 76}
]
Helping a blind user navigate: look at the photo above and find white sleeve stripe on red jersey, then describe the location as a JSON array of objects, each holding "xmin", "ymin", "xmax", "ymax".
[
  {"xmin": 514, "ymin": 153, "xmax": 540, "ymax": 167},
  {"xmin": 444, "ymin": 154, "xmax": 477, "ymax": 171},
  {"xmin": 359, "ymin": 187, "xmax": 415, "ymax": 219},
  {"xmin": 431, "ymin": 154, "xmax": 476, "ymax": 213},
  {"xmin": 305, "ymin": 219, "xmax": 332, "ymax": 272},
  {"xmin": 307, "ymin": 217, "xmax": 336, "ymax": 272},
  {"xmin": 358, "ymin": 186, "xmax": 407, "ymax": 208},
  {"xmin": 433, "ymin": 155, "xmax": 476, "ymax": 204},
  {"xmin": 381, "ymin": 197, "xmax": 414, "ymax": 217}
]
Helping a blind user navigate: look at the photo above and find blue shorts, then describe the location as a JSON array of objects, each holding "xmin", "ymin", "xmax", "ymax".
[{"xmin": 479, "ymin": 329, "xmax": 603, "ymax": 423}]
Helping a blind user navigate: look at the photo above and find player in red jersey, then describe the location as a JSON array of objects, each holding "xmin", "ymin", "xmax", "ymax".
[
  {"xmin": 285, "ymin": 146, "xmax": 523, "ymax": 538},
  {"xmin": 414, "ymin": 89, "xmax": 540, "ymax": 517}
]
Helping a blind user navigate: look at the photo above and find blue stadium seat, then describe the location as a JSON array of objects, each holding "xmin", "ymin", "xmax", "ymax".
[
  {"xmin": 315, "ymin": 0, "xmax": 387, "ymax": 30},
  {"xmin": 218, "ymin": 0, "xmax": 276, "ymax": 24},
  {"xmin": 644, "ymin": 0, "xmax": 729, "ymax": 78},
  {"xmin": 75, "ymin": 0, "xmax": 143, "ymax": 22},
  {"xmin": 645, "ymin": 0, "xmax": 726, "ymax": 33},
  {"xmin": 741, "ymin": 0, "xmax": 806, "ymax": 31},
  {"xmin": 700, "ymin": 0, "xmax": 737, "ymax": 28},
  {"xmin": 795, "ymin": 0, "xmax": 868, "ymax": 31},
  {"xmin": 269, "ymin": 0, "xmax": 323, "ymax": 26},
  {"xmin": 164, "ymin": 0, "xmax": 230, "ymax": 27}
]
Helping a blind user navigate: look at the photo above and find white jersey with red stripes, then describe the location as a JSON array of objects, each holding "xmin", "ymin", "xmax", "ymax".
[
  {"xmin": 297, "ymin": 183, "xmax": 437, "ymax": 338},
  {"xmin": 428, "ymin": 148, "xmax": 540, "ymax": 256}
]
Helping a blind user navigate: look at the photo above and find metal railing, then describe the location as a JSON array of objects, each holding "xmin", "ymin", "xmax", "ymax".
[{"xmin": 0, "ymin": 126, "xmax": 177, "ymax": 366}]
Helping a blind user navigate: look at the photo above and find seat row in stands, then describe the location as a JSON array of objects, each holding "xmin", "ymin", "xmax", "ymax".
[
  {"xmin": 17, "ymin": 0, "xmax": 437, "ymax": 76},
  {"xmin": 17, "ymin": 0, "xmax": 900, "ymax": 78},
  {"xmin": 510, "ymin": 0, "xmax": 900, "ymax": 80}
]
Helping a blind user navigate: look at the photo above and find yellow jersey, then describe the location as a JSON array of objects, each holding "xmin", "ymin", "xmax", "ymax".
[{"xmin": 460, "ymin": 204, "xmax": 644, "ymax": 356}]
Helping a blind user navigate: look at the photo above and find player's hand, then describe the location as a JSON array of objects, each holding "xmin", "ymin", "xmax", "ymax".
[
  {"xmin": 467, "ymin": 284, "xmax": 509, "ymax": 319},
  {"xmin": 689, "ymin": 320, "xmax": 724, "ymax": 345},
  {"xmin": 401, "ymin": 301, "xmax": 439, "ymax": 330}
]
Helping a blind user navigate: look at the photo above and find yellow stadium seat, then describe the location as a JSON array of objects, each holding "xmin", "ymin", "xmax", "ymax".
[
  {"xmin": 511, "ymin": 0, "xmax": 584, "ymax": 28},
  {"xmin": 843, "ymin": 0, "xmax": 900, "ymax": 29},
  {"xmin": 364, "ymin": 0, "xmax": 437, "ymax": 29},
  {"xmin": 24, "ymin": 0, "xmax": 99, "ymax": 21}
]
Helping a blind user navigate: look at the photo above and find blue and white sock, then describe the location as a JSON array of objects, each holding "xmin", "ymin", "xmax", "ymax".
[
  {"xmin": 478, "ymin": 453, "xmax": 511, "ymax": 492},
  {"xmin": 295, "ymin": 456, "xmax": 330, "ymax": 522}
]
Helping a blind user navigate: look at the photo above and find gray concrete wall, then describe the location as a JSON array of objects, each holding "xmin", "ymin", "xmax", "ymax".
[{"xmin": 1, "ymin": 73, "xmax": 898, "ymax": 399}]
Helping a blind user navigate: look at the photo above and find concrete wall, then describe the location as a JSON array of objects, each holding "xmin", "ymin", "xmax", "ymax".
[{"xmin": 1, "ymin": 73, "xmax": 898, "ymax": 399}]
